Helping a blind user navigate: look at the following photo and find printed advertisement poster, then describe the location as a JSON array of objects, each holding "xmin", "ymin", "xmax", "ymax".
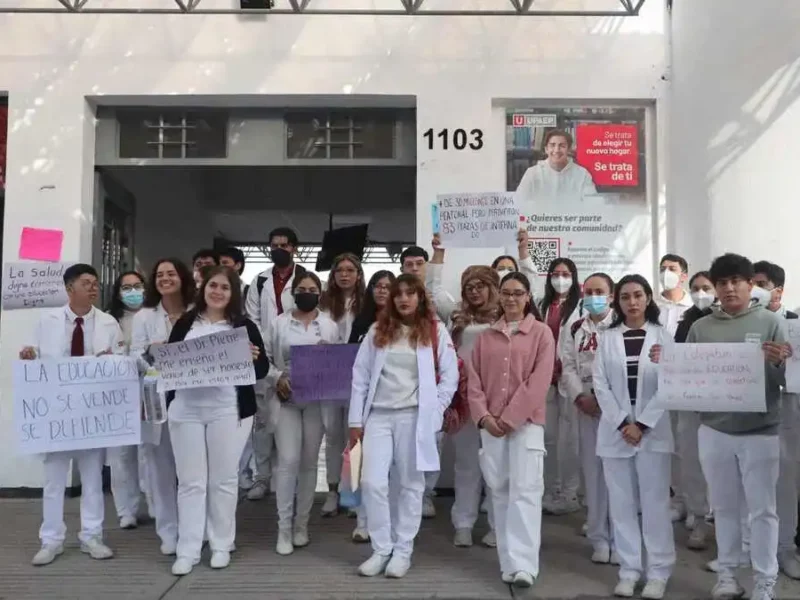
[{"xmin": 506, "ymin": 105, "xmax": 651, "ymax": 283}]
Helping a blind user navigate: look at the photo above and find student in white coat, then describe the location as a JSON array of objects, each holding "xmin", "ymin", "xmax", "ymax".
[
  {"xmin": 560, "ymin": 272, "xmax": 618, "ymax": 565},
  {"xmin": 266, "ymin": 271, "xmax": 341, "ymax": 555},
  {"xmin": 130, "ymin": 258, "xmax": 196, "ymax": 556},
  {"xmin": 540, "ymin": 257, "xmax": 583, "ymax": 515},
  {"xmin": 348, "ymin": 274, "xmax": 458, "ymax": 579},
  {"xmin": 23, "ymin": 264, "xmax": 124, "ymax": 566},
  {"xmin": 319, "ymin": 253, "xmax": 366, "ymax": 517},
  {"xmin": 244, "ymin": 227, "xmax": 305, "ymax": 501},
  {"xmin": 592, "ymin": 274, "xmax": 675, "ymax": 599},
  {"xmin": 166, "ymin": 266, "xmax": 269, "ymax": 576}
]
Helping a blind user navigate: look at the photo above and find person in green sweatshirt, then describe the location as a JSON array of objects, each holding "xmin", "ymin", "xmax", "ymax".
[{"xmin": 686, "ymin": 253, "xmax": 791, "ymax": 600}]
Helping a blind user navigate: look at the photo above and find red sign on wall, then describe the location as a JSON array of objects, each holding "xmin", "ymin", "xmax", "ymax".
[
  {"xmin": 0, "ymin": 105, "xmax": 7, "ymax": 190},
  {"xmin": 574, "ymin": 123, "xmax": 639, "ymax": 187}
]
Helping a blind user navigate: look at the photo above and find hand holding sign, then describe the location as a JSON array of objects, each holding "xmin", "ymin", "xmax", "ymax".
[
  {"xmin": 19, "ymin": 346, "xmax": 37, "ymax": 360},
  {"xmin": 762, "ymin": 341, "xmax": 791, "ymax": 366}
]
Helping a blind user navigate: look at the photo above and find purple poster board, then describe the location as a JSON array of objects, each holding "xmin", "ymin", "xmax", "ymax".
[{"xmin": 290, "ymin": 344, "xmax": 360, "ymax": 404}]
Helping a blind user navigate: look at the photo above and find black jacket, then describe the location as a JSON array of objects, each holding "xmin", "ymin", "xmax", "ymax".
[
  {"xmin": 674, "ymin": 305, "xmax": 713, "ymax": 344},
  {"xmin": 348, "ymin": 312, "xmax": 377, "ymax": 344},
  {"xmin": 165, "ymin": 311, "xmax": 269, "ymax": 419}
]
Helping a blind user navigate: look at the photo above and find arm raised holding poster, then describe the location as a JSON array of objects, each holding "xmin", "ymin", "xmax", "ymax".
[{"xmin": 437, "ymin": 192, "xmax": 519, "ymax": 249}]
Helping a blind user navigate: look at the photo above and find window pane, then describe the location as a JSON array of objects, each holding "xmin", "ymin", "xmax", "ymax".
[
  {"xmin": 354, "ymin": 115, "xmax": 395, "ymax": 159},
  {"xmin": 187, "ymin": 113, "xmax": 228, "ymax": 159},
  {"xmin": 118, "ymin": 112, "xmax": 159, "ymax": 159},
  {"xmin": 286, "ymin": 113, "xmax": 327, "ymax": 159}
]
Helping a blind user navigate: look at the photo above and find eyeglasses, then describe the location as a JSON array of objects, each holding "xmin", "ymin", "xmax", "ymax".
[
  {"xmin": 465, "ymin": 283, "xmax": 487, "ymax": 294},
  {"xmin": 121, "ymin": 284, "xmax": 144, "ymax": 292},
  {"xmin": 374, "ymin": 284, "xmax": 391, "ymax": 292},
  {"xmin": 501, "ymin": 290, "xmax": 527, "ymax": 299}
]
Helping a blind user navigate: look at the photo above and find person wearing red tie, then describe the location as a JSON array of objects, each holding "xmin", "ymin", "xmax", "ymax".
[{"xmin": 20, "ymin": 264, "xmax": 125, "ymax": 566}]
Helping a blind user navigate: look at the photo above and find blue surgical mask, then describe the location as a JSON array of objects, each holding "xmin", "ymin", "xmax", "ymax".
[
  {"xmin": 121, "ymin": 289, "xmax": 144, "ymax": 310},
  {"xmin": 583, "ymin": 295, "xmax": 609, "ymax": 316}
]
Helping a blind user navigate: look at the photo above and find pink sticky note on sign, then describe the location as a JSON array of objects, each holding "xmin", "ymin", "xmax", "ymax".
[{"xmin": 19, "ymin": 227, "xmax": 64, "ymax": 262}]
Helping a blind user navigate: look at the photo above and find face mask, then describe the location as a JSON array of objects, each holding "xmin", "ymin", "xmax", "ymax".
[
  {"xmin": 551, "ymin": 276, "xmax": 571, "ymax": 294},
  {"xmin": 294, "ymin": 292, "xmax": 319, "ymax": 313},
  {"xmin": 121, "ymin": 289, "xmax": 144, "ymax": 310},
  {"xmin": 660, "ymin": 269, "xmax": 680, "ymax": 291},
  {"xmin": 751, "ymin": 285, "xmax": 772, "ymax": 307},
  {"xmin": 583, "ymin": 295, "xmax": 609, "ymax": 316},
  {"xmin": 271, "ymin": 248, "xmax": 292, "ymax": 269},
  {"xmin": 496, "ymin": 269, "xmax": 514, "ymax": 281},
  {"xmin": 691, "ymin": 291, "xmax": 714, "ymax": 311}
]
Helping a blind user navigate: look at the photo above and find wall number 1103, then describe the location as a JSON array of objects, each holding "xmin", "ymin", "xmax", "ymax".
[{"xmin": 423, "ymin": 128, "xmax": 484, "ymax": 151}]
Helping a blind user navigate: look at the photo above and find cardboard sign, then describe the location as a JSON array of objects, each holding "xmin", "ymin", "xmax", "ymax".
[
  {"xmin": 290, "ymin": 343, "xmax": 360, "ymax": 404},
  {"xmin": 2, "ymin": 262, "xmax": 74, "ymax": 310},
  {"xmin": 437, "ymin": 192, "xmax": 519, "ymax": 248}
]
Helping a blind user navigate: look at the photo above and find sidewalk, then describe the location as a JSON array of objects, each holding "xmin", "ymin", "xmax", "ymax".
[{"xmin": 2, "ymin": 494, "xmax": 800, "ymax": 600}]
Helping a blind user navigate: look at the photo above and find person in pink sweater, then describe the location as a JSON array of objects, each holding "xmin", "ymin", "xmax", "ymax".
[{"xmin": 466, "ymin": 271, "xmax": 555, "ymax": 589}]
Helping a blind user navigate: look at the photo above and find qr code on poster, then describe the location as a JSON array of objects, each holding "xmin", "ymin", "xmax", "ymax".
[{"xmin": 528, "ymin": 238, "xmax": 560, "ymax": 275}]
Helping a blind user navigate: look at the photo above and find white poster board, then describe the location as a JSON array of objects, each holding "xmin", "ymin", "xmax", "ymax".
[
  {"xmin": 436, "ymin": 192, "xmax": 519, "ymax": 248},
  {"xmin": 657, "ymin": 343, "xmax": 766, "ymax": 412},
  {"xmin": 152, "ymin": 326, "xmax": 255, "ymax": 392},
  {"xmin": 785, "ymin": 320, "xmax": 800, "ymax": 393},
  {"xmin": 13, "ymin": 355, "xmax": 141, "ymax": 455},
  {"xmin": 2, "ymin": 262, "xmax": 74, "ymax": 310}
]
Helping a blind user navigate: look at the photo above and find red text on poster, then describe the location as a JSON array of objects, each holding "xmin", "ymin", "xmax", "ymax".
[{"xmin": 574, "ymin": 124, "xmax": 638, "ymax": 187}]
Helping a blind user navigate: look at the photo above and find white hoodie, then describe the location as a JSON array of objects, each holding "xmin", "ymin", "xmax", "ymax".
[{"xmin": 515, "ymin": 158, "xmax": 598, "ymax": 206}]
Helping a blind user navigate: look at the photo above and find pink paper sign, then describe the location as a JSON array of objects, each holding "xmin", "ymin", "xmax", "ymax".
[{"xmin": 19, "ymin": 227, "xmax": 64, "ymax": 262}]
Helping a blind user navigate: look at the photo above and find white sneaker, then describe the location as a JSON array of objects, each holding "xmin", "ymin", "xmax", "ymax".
[
  {"xmin": 669, "ymin": 502, "xmax": 686, "ymax": 523},
  {"xmin": 542, "ymin": 492, "xmax": 563, "ymax": 515},
  {"xmin": 685, "ymin": 512, "xmax": 697, "ymax": 530},
  {"xmin": 501, "ymin": 572, "xmax": 514, "ymax": 583},
  {"xmin": 351, "ymin": 527, "xmax": 369, "ymax": 543},
  {"xmin": 321, "ymin": 491, "xmax": 339, "ymax": 517},
  {"xmin": 512, "ymin": 571, "xmax": 534, "ymax": 588},
  {"xmin": 238, "ymin": 474, "xmax": 254, "ymax": 491},
  {"xmin": 641, "ymin": 579, "xmax": 667, "ymax": 600},
  {"xmin": 779, "ymin": 550, "xmax": 800, "ymax": 580},
  {"xmin": 482, "ymin": 530, "xmax": 497, "ymax": 548},
  {"xmin": 119, "ymin": 515, "xmax": 138, "ymax": 530},
  {"xmin": 210, "ymin": 550, "xmax": 230, "ymax": 569},
  {"xmin": 160, "ymin": 540, "xmax": 178, "ymax": 556},
  {"xmin": 591, "ymin": 547, "xmax": 611, "ymax": 564},
  {"xmin": 385, "ymin": 554, "xmax": 411, "ymax": 578},
  {"xmin": 610, "ymin": 551, "xmax": 621, "ymax": 565},
  {"xmin": 31, "ymin": 543, "xmax": 64, "ymax": 566},
  {"xmin": 706, "ymin": 559, "xmax": 720, "ymax": 573},
  {"xmin": 80, "ymin": 538, "xmax": 114, "ymax": 560},
  {"xmin": 550, "ymin": 495, "xmax": 581, "ymax": 515},
  {"xmin": 171, "ymin": 556, "xmax": 197, "ymax": 576},
  {"xmin": 246, "ymin": 480, "xmax": 268, "ymax": 501},
  {"xmin": 453, "ymin": 528, "xmax": 473, "ymax": 547},
  {"xmin": 358, "ymin": 553, "xmax": 391, "ymax": 577},
  {"xmin": 421, "ymin": 494, "xmax": 436, "ymax": 519},
  {"xmin": 751, "ymin": 579, "xmax": 776, "ymax": 600},
  {"xmin": 613, "ymin": 578, "xmax": 638, "ymax": 597},
  {"xmin": 711, "ymin": 576, "xmax": 745, "ymax": 600},
  {"xmin": 276, "ymin": 530, "xmax": 293, "ymax": 555},
  {"xmin": 687, "ymin": 522, "xmax": 710, "ymax": 551},
  {"xmin": 293, "ymin": 526, "xmax": 309, "ymax": 548}
]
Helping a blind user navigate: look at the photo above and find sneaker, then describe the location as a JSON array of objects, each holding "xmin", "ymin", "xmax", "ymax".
[
  {"xmin": 687, "ymin": 522, "xmax": 710, "ymax": 551},
  {"xmin": 276, "ymin": 530, "xmax": 294, "ymax": 556},
  {"xmin": 613, "ymin": 578, "xmax": 638, "ymax": 598},
  {"xmin": 246, "ymin": 480, "xmax": 269, "ymax": 501},
  {"xmin": 293, "ymin": 526, "xmax": 309, "ymax": 548},
  {"xmin": 119, "ymin": 515, "xmax": 138, "ymax": 530},
  {"xmin": 238, "ymin": 474, "xmax": 254, "ymax": 491},
  {"xmin": 160, "ymin": 540, "xmax": 178, "ymax": 556},
  {"xmin": 550, "ymin": 495, "xmax": 581, "ymax": 515},
  {"xmin": 669, "ymin": 502, "xmax": 686, "ymax": 523},
  {"xmin": 321, "ymin": 491, "xmax": 339, "ymax": 517},
  {"xmin": 591, "ymin": 547, "xmax": 611, "ymax": 564},
  {"xmin": 641, "ymin": 579, "xmax": 667, "ymax": 600},
  {"xmin": 358, "ymin": 553, "xmax": 391, "ymax": 577},
  {"xmin": 779, "ymin": 550, "xmax": 800, "ymax": 580},
  {"xmin": 581, "ymin": 521, "xmax": 588, "ymax": 536},
  {"xmin": 512, "ymin": 571, "xmax": 534, "ymax": 588},
  {"xmin": 422, "ymin": 494, "xmax": 436, "ymax": 519},
  {"xmin": 210, "ymin": 550, "xmax": 230, "ymax": 569},
  {"xmin": 685, "ymin": 513, "xmax": 697, "ymax": 530},
  {"xmin": 385, "ymin": 554, "xmax": 411, "ymax": 578},
  {"xmin": 751, "ymin": 579, "xmax": 776, "ymax": 600},
  {"xmin": 706, "ymin": 559, "xmax": 720, "ymax": 573},
  {"xmin": 80, "ymin": 538, "xmax": 114, "ymax": 560},
  {"xmin": 501, "ymin": 572, "xmax": 513, "ymax": 583},
  {"xmin": 711, "ymin": 576, "xmax": 745, "ymax": 600},
  {"xmin": 482, "ymin": 530, "xmax": 497, "ymax": 548},
  {"xmin": 542, "ymin": 492, "xmax": 562, "ymax": 515},
  {"xmin": 171, "ymin": 556, "xmax": 198, "ymax": 576},
  {"xmin": 31, "ymin": 543, "xmax": 64, "ymax": 566},
  {"xmin": 351, "ymin": 527, "xmax": 369, "ymax": 543},
  {"xmin": 453, "ymin": 528, "xmax": 473, "ymax": 548},
  {"xmin": 610, "ymin": 551, "xmax": 621, "ymax": 565}
]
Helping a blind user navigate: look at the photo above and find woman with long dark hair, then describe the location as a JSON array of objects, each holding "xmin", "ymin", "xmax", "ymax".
[
  {"xmin": 539, "ymin": 257, "xmax": 582, "ymax": 515},
  {"xmin": 592, "ymin": 274, "xmax": 674, "ymax": 599},
  {"xmin": 348, "ymin": 274, "xmax": 458, "ymax": 578},
  {"xmin": 349, "ymin": 270, "xmax": 396, "ymax": 344}
]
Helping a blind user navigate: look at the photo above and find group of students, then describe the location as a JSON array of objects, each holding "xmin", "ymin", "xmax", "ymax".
[{"xmin": 20, "ymin": 226, "xmax": 800, "ymax": 600}]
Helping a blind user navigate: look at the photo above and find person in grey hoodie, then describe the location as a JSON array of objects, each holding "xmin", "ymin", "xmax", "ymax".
[{"xmin": 686, "ymin": 254, "xmax": 791, "ymax": 600}]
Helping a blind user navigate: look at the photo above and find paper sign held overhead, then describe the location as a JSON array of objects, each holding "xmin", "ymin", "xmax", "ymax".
[
  {"xmin": 290, "ymin": 344, "xmax": 360, "ymax": 404},
  {"xmin": 19, "ymin": 227, "xmax": 64, "ymax": 262},
  {"xmin": 436, "ymin": 192, "xmax": 519, "ymax": 249},
  {"xmin": 2, "ymin": 262, "xmax": 74, "ymax": 310}
]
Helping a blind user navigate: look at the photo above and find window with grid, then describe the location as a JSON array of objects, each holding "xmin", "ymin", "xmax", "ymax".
[
  {"xmin": 117, "ymin": 110, "xmax": 227, "ymax": 159},
  {"xmin": 285, "ymin": 111, "xmax": 396, "ymax": 160}
]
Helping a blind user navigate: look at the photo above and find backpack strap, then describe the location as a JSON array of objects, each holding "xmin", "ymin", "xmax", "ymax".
[
  {"xmin": 256, "ymin": 275, "xmax": 268, "ymax": 297},
  {"xmin": 570, "ymin": 317, "xmax": 585, "ymax": 339}
]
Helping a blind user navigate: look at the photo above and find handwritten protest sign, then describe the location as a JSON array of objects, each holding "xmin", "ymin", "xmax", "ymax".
[
  {"xmin": 437, "ymin": 192, "xmax": 519, "ymax": 248},
  {"xmin": 152, "ymin": 326, "xmax": 255, "ymax": 392},
  {"xmin": 13, "ymin": 355, "xmax": 141, "ymax": 455},
  {"xmin": 785, "ymin": 321, "xmax": 800, "ymax": 393},
  {"xmin": 2, "ymin": 262, "xmax": 74, "ymax": 310},
  {"xmin": 290, "ymin": 344, "xmax": 360, "ymax": 404},
  {"xmin": 656, "ymin": 343, "xmax": 766, "ymax": 412}
]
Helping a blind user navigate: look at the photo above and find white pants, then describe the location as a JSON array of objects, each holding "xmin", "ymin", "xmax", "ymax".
[
  {"xmin": 252, "ymin": 382, "xmax": 275, "ymax": 484},
  {"xmin": 603, "ymin": 452, "xmax": 674, "ymax": 582},
  {"xmin": 274, "ymin": 402, "xmax": 324, "ymax": 531},
  {"xmin": 40, "ymin": 449, "xmax": 106, "ymax": 545},
  {"xmin": 140, "ymin": 426, "xmax": 179, "ymax": 547},
  {"xmin": 675, "ymin": 411, "xmax": 708, "ymax": 518},
  {"xmin": 423, "ymin": 433, "xmax": 443, "ymax": 495},
  {"xmin": 778, "ymin": 397, "xmax": 800, "ymax": 553},
  {"xmin": 238, "ymin": 426, "xmax": 254, "ymax": 480},
  {"xmin": 108, "ymin": 444, "xmax": 143, "ymax": 520},
  {"xmin": 362, "ymin": 407, "xmax": 425, "ymax": 558},
  {"xmin": 698, "ymin": 425, "xmax": 779, "ymax": 582},
  {"xmin": 169, "ymin": 414, "xmax": 252, "ymax": 560},
  {"xmin": 451, "ymin": 421, "xmax": 494, "ymax": 531},
  {"xmin": 577, "ymin": 412, "xmax": 613, "ymax": 551},
  {"xmin": 321, "ymin": 403, "xmax": 348, "ymax": 487},
  {"xmin": 480, "ymin": 424, "xmax": 545, "ymax": 578},
  {"xmin": 544, "ymin": 385, "xmax": 579, "ymax": 498}
]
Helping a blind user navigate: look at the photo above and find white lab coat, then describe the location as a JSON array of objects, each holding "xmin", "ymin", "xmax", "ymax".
[
  {"xmin": 33, "ymin": 306, "xmax": 124, "ymax": 359},
  {"xmin": 592, "ymin": 323, "xmax": 674, "ymax": 458},
  {"xmin": 244, "ymin": 266, "xmax": 302, "ymax": 336},
  {"xmin": 348, "ymin": 324, "xmax": 459, "ymax": 472}
]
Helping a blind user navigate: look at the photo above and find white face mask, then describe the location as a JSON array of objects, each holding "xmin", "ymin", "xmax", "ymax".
[
  {"xmin": 551, "ymin": 276, "xmax": 572, "ymax": 294},
  {"xmin": 660, "ymin": 269, "xmax": 681, "ymax": 291},
  {"xmin": 496, "ymin": 268, "xmax": 514, "ymax": 281},
  {"xmin": 751, "ymin": 285, "xmax": 773, "ymax": 307},
  {"xmin": 690, "ymin": 291, "xmax": 714, "ymax": 311}
]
